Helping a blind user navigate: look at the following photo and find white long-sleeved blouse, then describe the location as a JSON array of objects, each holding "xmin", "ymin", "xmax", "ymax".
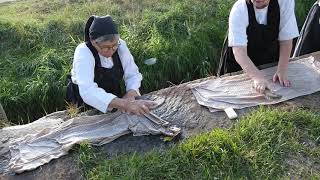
[{"xmin": 71, "ymin": 39, "xmax": 142, "ymax": 113}]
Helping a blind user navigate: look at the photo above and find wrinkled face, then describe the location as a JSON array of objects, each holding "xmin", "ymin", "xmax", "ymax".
[
  {"xmin": 251, "ymin": 0, "xmax": 270, "ymax": 9},
  {"xmin": 91, "ymin": 39, "xmax": 119, "ymax": 58}
]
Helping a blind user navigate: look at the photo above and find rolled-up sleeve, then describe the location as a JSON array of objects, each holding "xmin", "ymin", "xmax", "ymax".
[
  {"xmin": 118, "ymin": 39, "xmax": 143, "ymax": 93},
  {"xmin": 72, "ymin": 44, "xmax": 117, "ymax": 113}
]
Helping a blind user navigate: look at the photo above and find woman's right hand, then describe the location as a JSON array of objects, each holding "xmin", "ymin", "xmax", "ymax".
[
  {"xmin": 121, "ymin": 100, "xmax": 156, "ymax": 116},
  {"xmin": 109, "ymin": 98, "xmax": 158, "ymax": 116}
]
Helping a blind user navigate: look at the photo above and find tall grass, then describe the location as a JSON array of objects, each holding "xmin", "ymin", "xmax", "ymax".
[{"xmin": 0, "ymin": 0, "xmax": 316, "ymax": 123}]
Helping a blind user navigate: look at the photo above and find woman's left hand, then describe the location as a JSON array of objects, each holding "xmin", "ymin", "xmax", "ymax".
[{"xmin": 273, "ymin": 69, "xmax": 290, "ymax": 87}]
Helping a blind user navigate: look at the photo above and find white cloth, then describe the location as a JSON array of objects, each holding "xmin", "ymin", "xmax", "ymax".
[
  {"xmin": 191, "ymin": 54, "xmax": 320, "ymax": 111},
  {"xmin": 228, "ymin": 0, "xmax": 299, "ymax": 47},
  {"xmin": 1, "ymin": 110, "xmax": 179, "ymax": 174},
  {"xmin": 71, "ymin": 39, "xmax": 142, "ymax": 113}
]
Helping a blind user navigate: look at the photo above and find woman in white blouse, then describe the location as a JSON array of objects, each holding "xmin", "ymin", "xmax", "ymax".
[
  {"xmin": 66, "ymin": 15, "xmax": 155, "ymax": 115},
  {"xmin": 217, "ymin": 0, "xmax": 299, "ymax": 93}
]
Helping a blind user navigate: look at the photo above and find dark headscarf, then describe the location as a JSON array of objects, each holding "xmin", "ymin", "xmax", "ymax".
[{"xmin": 84, "ymin": 15, "xmax": 118, "ymax": 42}]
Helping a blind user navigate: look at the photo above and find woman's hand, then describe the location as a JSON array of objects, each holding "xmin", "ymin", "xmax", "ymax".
[
  {"xmin": 109, "ymin": 97, "xmax": 157, "ymax": 116},
  {"xmin": 273, "ymin": 69, "xmax": 290, "ymax": 87},
  {"xmin": 122, "ymin": 100, "xmax": 157, "ymax": 115},
  {"xmin": 122, "ymin": 89, "xmax": 139, "ymax": 101},
  {"xmin": 252, "ymin": 77, "xmax": 269, "ymax": 94}
]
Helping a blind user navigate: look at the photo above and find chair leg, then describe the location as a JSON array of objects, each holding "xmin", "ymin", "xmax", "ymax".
[{"xmin": 0, "ymin": 103, "xmax": 8, "ymax": 124}]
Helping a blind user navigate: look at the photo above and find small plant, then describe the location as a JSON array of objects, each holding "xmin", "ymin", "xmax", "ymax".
[
  {"xmin": 66, "ymin": 102, "xmax": 80, "ymax": 118},
  {"xmin": 77, "ymin": 141, "xmax": 100, "ymax": 179}
]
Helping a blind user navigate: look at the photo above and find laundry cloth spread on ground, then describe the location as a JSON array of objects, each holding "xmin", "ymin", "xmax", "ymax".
[
  {"xmin": 191, "ymin": 55, "xmax": 320, "ymax": 112},
  {"xmin": 0, "ymin": 103, "xmax": 180, "ymax": 174}
]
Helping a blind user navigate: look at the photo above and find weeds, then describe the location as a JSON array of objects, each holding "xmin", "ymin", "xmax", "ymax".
[{"xmin": 66, "ymin": 102, "xmax": 80, "ymax": 118}]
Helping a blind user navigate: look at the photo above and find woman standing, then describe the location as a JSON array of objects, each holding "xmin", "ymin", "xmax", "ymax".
[{"xmin": 217, "ymin": 0, "xmax": 299, "ymax": 93}]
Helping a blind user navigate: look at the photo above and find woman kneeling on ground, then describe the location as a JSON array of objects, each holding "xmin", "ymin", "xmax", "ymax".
[{"xmin": 66, "ymin": 15, "xmax": 155, "ymax": 115}]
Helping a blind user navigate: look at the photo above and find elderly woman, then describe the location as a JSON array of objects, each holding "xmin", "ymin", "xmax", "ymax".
[
  {"xmin": 66, "ymin": 15, "xmax": 155, "ymax": 115},
  {"xmin": 217, "ymin": 0, "xmax": 299, "ymax": 93}
]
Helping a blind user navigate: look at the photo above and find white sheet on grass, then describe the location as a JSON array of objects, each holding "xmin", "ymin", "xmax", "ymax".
[
  {"xmin": 191, "ymin": 55, "xmax": 320, "ymax": 112},
  {"xmin": 1, "ymin": 110, "xmax": 178, "ymax": 174}
]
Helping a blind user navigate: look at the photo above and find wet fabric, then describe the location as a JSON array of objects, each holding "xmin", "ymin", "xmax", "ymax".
[
  {"xmin": 217, "ymin": 0, "xmax": 280, "ymax": 76},
  {"xmin": 293, "ymin": 2, "xmax": 320, "ymax": 57},
  {"xmin": 193, "ymin": 54, "xmax": 320, "ymax": 112},
  {"xmin": 1, "ymin": 107, "xmax": 179, "ymax": 174}
]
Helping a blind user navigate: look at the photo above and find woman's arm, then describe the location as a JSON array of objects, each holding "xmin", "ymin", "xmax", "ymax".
[
  {"xmin": 232, "ymin": 46, "xmax": 268, "ymax": 93},
  {"xmin": 273, "ymin": 39, "xmax": 292, "ymax": 86}
]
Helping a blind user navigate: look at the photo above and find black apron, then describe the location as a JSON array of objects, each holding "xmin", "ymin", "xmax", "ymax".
[
  {"xmin": 217, "ymin": 0, "xmax": 280, "ymax": 76},
  {"xmin": 65, "ymin": 44, "xmax": 124, "ymax": 107},
  {"xmin": 66, "ymin": 16, "xmax": 124, "ymax": 107},
  {"xmin": 293, "ymin": 2, "xmax": 320, "ymax": 57}
]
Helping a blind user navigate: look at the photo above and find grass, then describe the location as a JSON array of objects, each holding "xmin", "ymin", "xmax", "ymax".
[
  {"xmin": 78, "ymin": 107, "xmax": 320, "ymax": 179},
  {"xmin": 0, "ymin": 0, "xmax": 316, "ymax": 123}
]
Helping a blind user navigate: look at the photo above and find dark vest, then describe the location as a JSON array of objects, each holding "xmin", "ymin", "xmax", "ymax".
[
  {"xmin": 66, "ymin": 16, "xmax": 124, "ymax": 107},
  {"xmin": 65, "ymin": 43, "xmax": 124, "ymax": 107},
  {"xmin": 217, "ymin": 0, "xmax": 280, "ymax": 76},
  {"xmin": 86, "ymin": 41, "xmax": 124, "ymax": 98}
]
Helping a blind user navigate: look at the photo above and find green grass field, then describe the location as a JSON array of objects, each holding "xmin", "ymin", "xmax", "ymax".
[
  {"xmin": 78, "ymin": 108, "xmax": 320, "ymax": 179},
  {"xmin": 0, "ymin": 0, "xmax": 315, "ymax": 123}
]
